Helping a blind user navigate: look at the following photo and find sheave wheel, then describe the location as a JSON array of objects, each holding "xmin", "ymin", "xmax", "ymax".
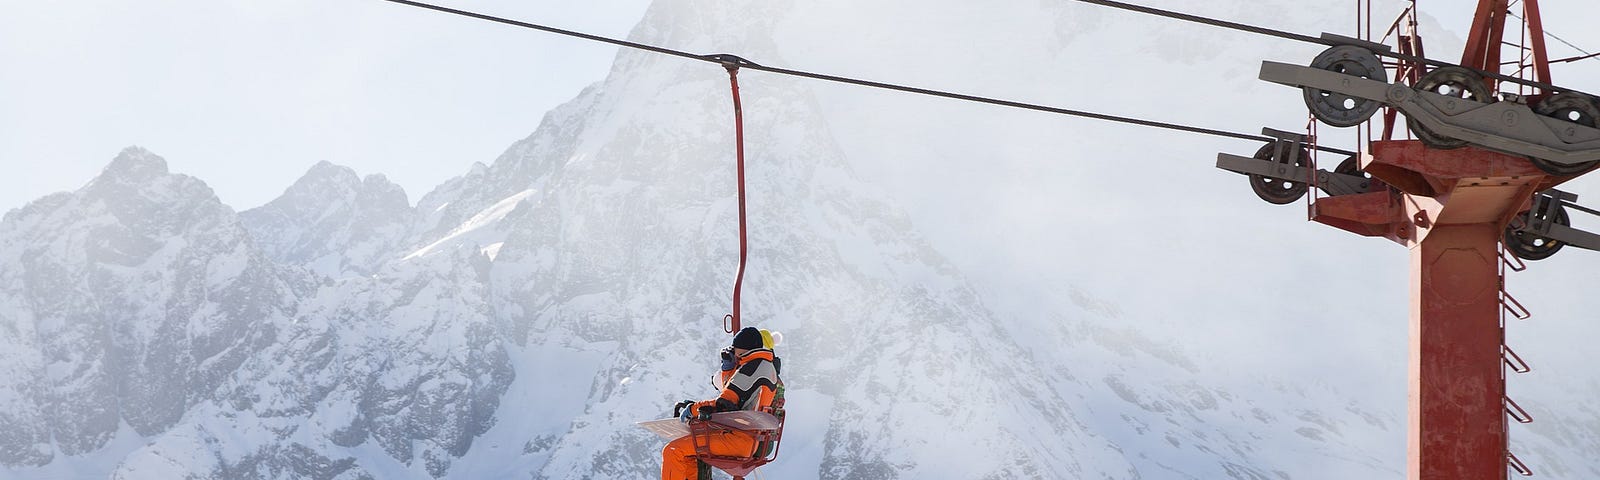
[
  {"xmin": 1333, "ymin": 155, "xmax": 1367, "ymax": 178},
  {"xmin": 1303, "ymin": 45, "xmax": 1388, "ymax": 128},
  {"xmin": 1408, "ymin": 66, "xmax": 1492, "ymax": 149},
  {"xmin": 1529, "ymin": 92, "xmax": 1600, "ymax": 175},
  {"xmin": 1503, "ymin": 199, "xmax": 1570, "ymax": 261},
  {"xmin": 1248, "ymin": 142, "xmax": 1311, "ymax": 205}
]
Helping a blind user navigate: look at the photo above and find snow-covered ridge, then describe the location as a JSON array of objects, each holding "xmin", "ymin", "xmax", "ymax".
[{"xmin": 403, "ymin": 188, "xmax": 536, "ymax": 261}]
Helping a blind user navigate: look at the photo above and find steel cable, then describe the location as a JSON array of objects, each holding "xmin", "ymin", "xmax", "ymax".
[
  {"xmin": 1506, "ymin": 10, "xmax": 1600, "ymax": 64},
  {"xmin": 1069, "ymin": 0, "xmax": 1588, "ymax": 96},
  {"xmin": 374, "ymin": 0, "xmax": 1355, "ymax": 154}
]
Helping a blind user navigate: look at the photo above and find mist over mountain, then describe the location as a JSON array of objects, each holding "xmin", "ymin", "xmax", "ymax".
[{"xmin": 3, "ymin": 0, "xmax": 1599, "ymax": 478}]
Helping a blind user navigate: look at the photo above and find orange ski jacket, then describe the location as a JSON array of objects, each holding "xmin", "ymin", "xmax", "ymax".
[{"xmin": 695, "ymin": 348, "xmax": 780, "ymax": 415}]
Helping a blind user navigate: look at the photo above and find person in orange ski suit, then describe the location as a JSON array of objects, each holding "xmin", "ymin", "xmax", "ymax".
[{"xmin": 661, "ymin": 327, "xmax": 782, "ymax": 480}]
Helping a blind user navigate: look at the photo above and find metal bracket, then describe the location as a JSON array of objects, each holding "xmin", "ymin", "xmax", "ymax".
[
  {"xmin": 1318, "ymin": 32, "xmax": 1393, "ymax": 53},
  {"xmin": 1532, "ymin": 223, "xmax": 1600, "ymax": 251},
  {"xmin": 1316, "ymin": 170, "xmax": 1371, "ymax": 196},
  {"xmin": 1528, "ymin": 189, "xmax": 1575, "ymax": 232},
  {"xmin": 1262, "ymin": 127, "xmax": 1310, "ymax": 143},
  {"xmin": 1514, "ymin": 190, "xmax": 1600, "ymax": 252},
  {"xmin": 1217, "ymin": 152, "xmax": 1309, "ymax": 181},
  {"xmin": 1260, "ymin": 61, "xmax": 1600, "ymax": 166},
  {"xmin": 1216, "ymin": 152, "xmax": 1371, "ymax": 197}
]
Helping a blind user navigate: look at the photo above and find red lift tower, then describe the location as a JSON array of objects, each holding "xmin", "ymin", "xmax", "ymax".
[{"xmin": 1217, "ymin": 1, "xmax": 1600, "ymax": 479}]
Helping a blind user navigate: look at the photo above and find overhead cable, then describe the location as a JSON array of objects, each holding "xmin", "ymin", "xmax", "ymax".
[
  {"xmin": 1069, "ymin": 0, "xmax": 1587, "ymax": 96},
  {"xmin": 1505, "ymin": 10, "xmax": 1600, "ymax": 64},
  {"xmin": 374, "ymin": 0, "xmax": 1354, "ymax": 155}
]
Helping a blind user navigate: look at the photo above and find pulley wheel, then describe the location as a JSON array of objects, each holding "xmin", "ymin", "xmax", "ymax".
[
  {"xmin": 1331, "ymin": 155, "xmax": 1374, "ymax": 193},
  {"xmin": 1303, "ymin": 45, "xmax": 1388, "ymax": 127},
  {"xmin": 1529, "ymin": 92, "xmax": 1600, "ymax": 175},
  {"xmin": 1503, "ymin": 199, "xmax": 1570, "ymax": 261},
  {"xmin": 1333, "ymin": 155, "xmax": 1368, "ymax": 178},
  {"xmin": 1407, "ymin": 66, "xmax": 1492, "ymax": 149},
  {"xmin": 1248, "ymin": 142, "xmax": 1310, "ymax": 205}
]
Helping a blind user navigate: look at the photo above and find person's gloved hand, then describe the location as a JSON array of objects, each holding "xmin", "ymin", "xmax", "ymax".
[
  {"xmin": 718, "ymin": 346, "xmax": 737, "ymax": 371},
  {"xmin": 678, "ymin": 403, "xmax": 695, "ymax": 423}
]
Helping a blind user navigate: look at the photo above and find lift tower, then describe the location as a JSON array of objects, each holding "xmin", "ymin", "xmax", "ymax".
[{"xmin": 1218, "ymin": 1, "xmax": 1600, "ymax": 478}]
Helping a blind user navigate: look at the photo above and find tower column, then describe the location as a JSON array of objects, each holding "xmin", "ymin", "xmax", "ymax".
[{"xmin": 1408, "ymin": 222, "xmax": 1504, "ymax": 480}]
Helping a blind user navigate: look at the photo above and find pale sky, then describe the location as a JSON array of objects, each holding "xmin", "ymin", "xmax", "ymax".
[
  {"xmin": 5, "ymin": 0, "xmax": 1600, "ymax": 213},
  {"xmin": 0, "ymin": 0, "xmax": 650, "ymax": 212}
]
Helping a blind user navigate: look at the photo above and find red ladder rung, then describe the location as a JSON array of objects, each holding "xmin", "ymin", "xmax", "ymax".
[
  {"xmin": 1508, "ymin": 451, "xmax": 1534, "ymax": 476},
  {"xmin": 1501, "ymin": 290, "xmax": 1532, "ymax": 320},
  {"xmin": 1502, "ymin": 248, "xmax": 1529, "ymax": 272},
  {"xmin": 1505, "ymin": 396, "xmax": 1534, "ymax": 424},
  {"xmin": 1503, "ymin": 345, "xmax": 1532, "ymax": 374}
]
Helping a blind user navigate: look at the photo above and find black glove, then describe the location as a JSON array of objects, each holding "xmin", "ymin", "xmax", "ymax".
[
  {"xmin": 719, "ymin": 346, "xmax": 737, "ymax": 371},
  {"xmin": 673, "ymin": 400, "xmax": 695, "ymax": 418}
]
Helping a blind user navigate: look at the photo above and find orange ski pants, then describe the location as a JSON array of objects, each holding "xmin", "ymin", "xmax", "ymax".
[{"xmin": 660, "ymin": 429, "xmax": 757, "ymax": 480}]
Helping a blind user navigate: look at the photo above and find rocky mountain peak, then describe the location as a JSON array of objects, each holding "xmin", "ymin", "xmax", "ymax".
[
  {"xmin": 0, "ymin": 148, "xmax": 292, "ymax": 468},
  {"xmin": 240, "ymin": 161, "xmax": 414, "ymax": 277},
  {"xmin": 97, "ymin": 146, "xmax": 169, "ymax": 183},
  {"xmin": 272, "ymin": 160, "xmax": 362, "ymax": 205},
  {"xmin": 71, "ymin": 147, "xmax": 230, "ymax": 240},
  {"xmin": 360, "ymin": 173, "xmax": 409, "ymax": 210},
  {"xmin": 303, "ymin": 159, "xmax": 361, "ymax": 186}
]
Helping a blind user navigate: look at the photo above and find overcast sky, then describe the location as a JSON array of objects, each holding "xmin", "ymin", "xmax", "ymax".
[
  {"xmin": 6, "ymin": 0, "xmax": 1600, "ymax": 213},
  {"xmin": 0, "ymin": 0, "xmax": 651, "ymax": 212}
]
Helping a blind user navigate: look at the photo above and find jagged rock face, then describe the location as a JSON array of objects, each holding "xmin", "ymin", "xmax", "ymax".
[
  {"xmin": 0, "ymin": 148, "xmax": 513, "ymax": 479},
  {"xmin": 0, "ymin": 147, "xmax": 295, "ymax": 463},
  {"xmin": 103, "ymin": 168, "xmax": 511, "ymax": 477},
  {"xmin": 107, "ymin": 247, "xmax": 512, "ymax": 479},
  {"xmin": 241, "ymin": 161, "xmax": 413, "ymax": 278}
]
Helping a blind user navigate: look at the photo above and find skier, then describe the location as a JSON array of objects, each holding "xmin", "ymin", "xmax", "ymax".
[{"xmin": 661, "ymin": 327, "xmax": 783, "ymax": 480}]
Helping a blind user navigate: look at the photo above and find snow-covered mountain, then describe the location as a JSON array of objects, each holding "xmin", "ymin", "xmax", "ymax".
[
  {"xmin": 0, "ymin": 149, "xmax": 304, "ymax": 471},
  {"xmin": 240, "ymin": 161, "xmax": 413, "ymax": 278},
  {"xmin": 3, "ymin": 0, "xmax": 1599, "ymax": 478}
]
